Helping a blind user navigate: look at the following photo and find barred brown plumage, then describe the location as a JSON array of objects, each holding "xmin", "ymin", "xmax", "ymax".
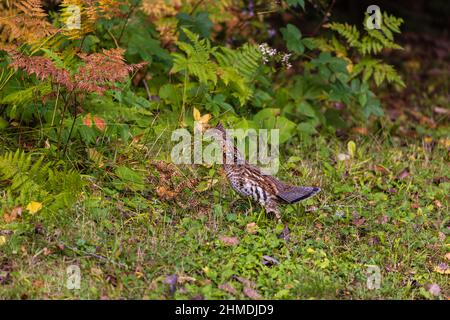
[{"xmin": 216, "ymin": 122, "xmax": 320, "ymax": 222}]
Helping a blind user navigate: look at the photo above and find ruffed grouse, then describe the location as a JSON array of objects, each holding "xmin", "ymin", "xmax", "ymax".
[{"xmin": 215, "ymin": 122, "xmax": 320, "ymax": 222}]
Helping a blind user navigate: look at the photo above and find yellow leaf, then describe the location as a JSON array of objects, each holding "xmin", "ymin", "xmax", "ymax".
[
  {"xmin": 306, "ymin": 248, "xmax": 315, "ymax": 253},
  {"xmin": 26, "ymin": 201, "xmax": 43, "ymax": 214},
  {"xmin": 0, "ymin": 235, "xmax": 6, "ymax": 246},
  {"xmin": 434, "ymin": 264, "xmax": 450, "ymax": 274},
  {"xmin": 193, "ymin": 107, "xmax": 201, "ymax": 121},
  {"xmin": 193, "ymin": 107, "xmax": 211, "ymax": 132},
  {"xmin": 346, "ymin": 62, "xmax": 353, "ymax": 73}
]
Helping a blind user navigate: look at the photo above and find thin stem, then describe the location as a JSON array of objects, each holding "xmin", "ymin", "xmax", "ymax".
[
  {"xmin": 51, "ymin": 84, "xmax": 61, "ymax": 127},
  {"xmin": 311, "ymin": 0, "xmax": 336, "ymax": 36},
  {"xmin": 107, "ymin": 29, "xmax": 120, "ymax": 48},
  {"xmin": 180, "ymin": 71, "xmax": 188, "ymax": 124},
  {"xmin": 56, "ymin": 90, "xmax": 74, "ymax": 152},
  {"xmin": 142, "ymin": 79, "xmax": 152, "ymax": 101},
  {"xmin": 190, "ymin": 0, "xmax": 206, "ymax": 15},
  {"xmin": 62, "ymin": 112, "xmax": 78, "ymax": 157},
  {"xmin": 118, "ymin": 4, "xmax": 137, "ymax": 45}
]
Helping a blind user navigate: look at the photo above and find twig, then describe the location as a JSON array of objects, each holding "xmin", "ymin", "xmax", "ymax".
[
  {"xmin": 118, "ymin": 4, "xmax": 137, "ymax": 45},
  {"xmin": 311, "ymin": 0, "xmax": 336, "ymax": 36},
  {"xmin": 190, "ymin": 0, "xmax": 206, "ymax": 15},
  {"xmin": 56, "ymin": 90, "xmax": 74, "ymax": 152},
  {"xmin": 61, "ymin": 243, "xmax": 129, "ymax": 270},
  {"xmin": 62, "ymin": 100, "xmax": 79, "ymax": 157},
  {"xmin": 107, "ymin": 29, "xmax": 120, "ymax": 48},
  {"xmin": 142, "ymin": 79, "xmax": 152, "ymax": 101}
]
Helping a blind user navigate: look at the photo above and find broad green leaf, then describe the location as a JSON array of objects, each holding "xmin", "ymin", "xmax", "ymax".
[
  {"xmin": 281, "ymin": 24, "xmax": 304, "ymax": 54},
  {"xmin": 115, "ymin": 166, "xmax": 145, "ymax": 191}
]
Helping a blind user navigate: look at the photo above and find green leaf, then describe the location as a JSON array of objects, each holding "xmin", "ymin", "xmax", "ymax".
[
  {"xmin": 363, "ymin": 95, "xmax": 383, "ymax": 118},
  {"xmin": 286, "ymin": 0, "xmax": 305, "ymax": 9},
  {"xmin": 253, "ymin": 109, "xmax": 296, "ymax": 143},
  {"xmin": 0, "ymin": 117, "xmax": 8, "ymax": 130},
  {"xmin": 297, "ymin": 121, "xmax": 317, "ymax": 135},
  {"xmin": 115, "ymin": 166, "xmax": 145, "ymax": 191},
  {"xmin": 281, "ymin": 24, "xmax": 304, "ymax": 54},
  {"xmin": 324, "ymin": 109, "xmax": 347, "ymax": 129},
  {"xmin": 177, "ymin": 12, "xmax": 213, "ymax": 40},
  {"xmin": 297, "ymin": 101, "xmax": 318, "ymax": 119}
]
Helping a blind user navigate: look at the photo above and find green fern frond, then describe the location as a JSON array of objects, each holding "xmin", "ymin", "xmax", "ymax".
[
  {"xmin": 373, "ymin": 62, "xmax": 405, "ymax": 87},
  {"xmin": 213, "ymin": 44, "xmax": 261, "ymax": 103},
  {"xmin": 0, "ymin": 82, "xmax": 52, "ymax": 105},
  {"xmin": 171, "ymin": 29, "xmax": 262, "ymax": 105},
  {"xmin": 328, "ymin": 23, "xmax": 361, "ymax": 48},
  {"xmin": 353, "ymin": 58, "xmax": 405, "ymax": 87},
  {"xmin": 0, "ymin": 150, "xmax": 84, "ymax": 212},
  {"xmin": 172, "ymin": 28, "xmax": 217, "ymax": 84}
]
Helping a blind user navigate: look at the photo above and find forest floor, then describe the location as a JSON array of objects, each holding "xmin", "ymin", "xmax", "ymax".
[{"xmin": 0, "ymin": 32, "xmax": 449, "ymax": 300}]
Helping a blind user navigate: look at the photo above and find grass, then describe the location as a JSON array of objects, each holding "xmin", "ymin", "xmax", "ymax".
[{"xmin": 1, "ymin": 124, "xmax": 448, "ymax": 300}]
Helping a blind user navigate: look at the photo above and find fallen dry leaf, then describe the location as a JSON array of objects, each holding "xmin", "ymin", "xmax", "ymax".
[
  {"xmin": 3, "ymin": 206, "xmax": 22, "ymax": 223},
  {"xmin": 433, "ymin": 200, "xmax": 442, "ymax": 208},
  {"xmin": 351, "ymin": 127, "xmax": 368, "ymax": 135},
  {"xmin": 397, "ymin": 168, "xmax": 410, "ymax": 180},
  {"xmin": 433, "ymin": 106, "xmax": 449, "ymax": 115},
  {"xmin": 434, "ymin": 263, "xmax": 450, "ymax": 274},
  {"xmin": 373, "ymin": 164, "xmax": 391, "ymax": 175},
  {"xmin": 90, "ymin": 267, "xmax": 103, "ymax": 277},
  {"xmin": 243, "ymin": 287, "xmax": 262, "ymax": 300},
  {"xmin": 219, "ymin": 282, "xmax": 238, "ymax": 295},
  {"xmin": 377, "ymin": 215, "xmax": 389, "ymax": 225},
  {"xmin": 234, "ymin": 276, "xmax": 255, "ymax": 288},
  {"xmin": 156, "ymin": 186, "xmax": 176, "ymax": 200},
  {"xmin": 219, "ymin": 236, "xmax": 239, "ymax": 246},
  {"xmin": 33, "ymin": 280, "xmax": 44, "ymax": 288},
  {"xmin": 246, "ymin": 222, "xmax": 259, "ymax": 234},
  {"xmin": 178, "ymin": 276, "xmax": 196, "ymax": 284},
  {"xmin": 353, "ymin": 218, "xmax": 366, "ymax": 227}
]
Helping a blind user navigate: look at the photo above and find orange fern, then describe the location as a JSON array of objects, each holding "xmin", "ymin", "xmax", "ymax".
[
  {"xmin": 7, "ymin": 49, "xmax": 74, "ymax": 90},
  {"xmin": 75, "ymin": 48, "xmax": 147, "ymax": 93},
  {"xmin": 0, "ymin": 0, "xmax": 57, "ymax": 44},
  {"xmin": 5, "ymin": 47, "xmax": 146, "ymax": 94}
]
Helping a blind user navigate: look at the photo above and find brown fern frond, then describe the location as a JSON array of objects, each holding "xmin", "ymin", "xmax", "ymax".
[
  {"xmin": 4, "ymin": 46, "xmax": 146, "ymax": 94},
  {"xmin": 141, "ymin": 0, "xmax": 182, "ymax": 20},
  {"xmin": 74, "ymin": 48, "xmax": 147, "ymax": 94},
  {"xmin": 155, "ymin": 19, "xmax": 178, "ymax": 47},
  {"xmin": 15, "ymin": 0, "xmax": 47, "ymax": 18},
  {"xmin": 98, "ymin": 0, "xmax": 126, "ymax": 19},
  {"xmin": 7, "ymin": 49, "xmax": 74, "ymax": 90},
  {"xmin": 0, "ymin": 0, "xmax": 57, "ymax": 44}
]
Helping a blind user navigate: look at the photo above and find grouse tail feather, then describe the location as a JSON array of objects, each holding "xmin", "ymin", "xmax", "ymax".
[{"xmin": 277, "ymin": 186, "xmax": 320, "ymax": 204}]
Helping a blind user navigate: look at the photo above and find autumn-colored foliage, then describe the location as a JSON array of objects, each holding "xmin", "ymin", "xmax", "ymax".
[
  {"xmin": 0, "ymin": 0, "xmax": 57, "ymax": 44},
  {"xmin": 6, "ymin": 47, "xmax": 146, "ymax": 94}
]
